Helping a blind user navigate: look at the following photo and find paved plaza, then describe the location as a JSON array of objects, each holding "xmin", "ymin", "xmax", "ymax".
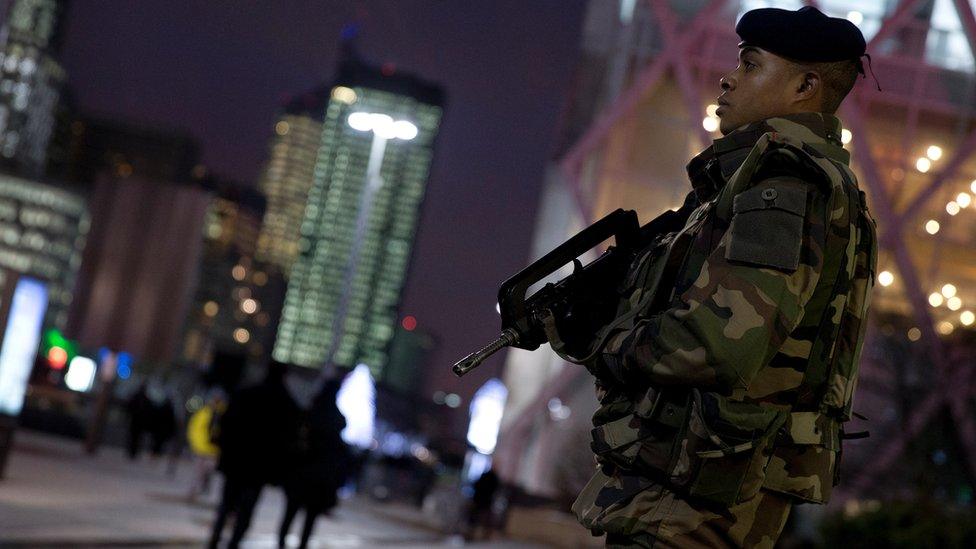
[{"xmin": 0, "ymin": 430, "xmax": 549, "ymax": 548}]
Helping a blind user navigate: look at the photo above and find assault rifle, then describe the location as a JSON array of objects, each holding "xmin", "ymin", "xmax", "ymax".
[{"xmin": 452, "ymin": 207, "xmax": 689, "ymax": 377}]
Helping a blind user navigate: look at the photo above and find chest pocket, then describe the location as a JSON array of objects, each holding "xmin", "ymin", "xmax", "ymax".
[{"xmin": 726, "ymin": 178, "xmax": 809, "ymax": 272}]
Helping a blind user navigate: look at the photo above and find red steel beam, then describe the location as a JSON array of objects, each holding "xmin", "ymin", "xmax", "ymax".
[
  {"xmin": 559, "ymin": 0, "xmax": 728, "ymax": 198},
  {"xmin": 899, "ymin": 123, "xmax": 976, "ymax": 226},
  {"xmin": 646, "ymin": 0, "xmax": 713, "ymax": 149}
]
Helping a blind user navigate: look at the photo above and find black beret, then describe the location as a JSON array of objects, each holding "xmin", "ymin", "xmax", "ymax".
[{"xmin": 736, "ymin": 6, "xmax": 866, "ymax": 63}]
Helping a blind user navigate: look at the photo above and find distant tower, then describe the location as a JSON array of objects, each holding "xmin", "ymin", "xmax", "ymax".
[
  {"xmin": 272, "ymin": 32, "xmax": 444, "ymax": 376},
  {"xmin": 0, "ymin": 0, "xmax": 68, "ymax": 177},
  {"xmin": 254, "ymin": 87, "xmax": 330, "ymax": 276}
]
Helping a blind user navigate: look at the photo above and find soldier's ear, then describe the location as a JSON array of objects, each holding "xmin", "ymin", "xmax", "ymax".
[{"xmin": 795, "ymin": 71, "xmax": 822, "ymax": 103}]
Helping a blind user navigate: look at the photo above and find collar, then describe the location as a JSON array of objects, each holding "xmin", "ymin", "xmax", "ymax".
[{"xmin": 686, "ymin": 112, "xmax": 849, "ymax": 202}]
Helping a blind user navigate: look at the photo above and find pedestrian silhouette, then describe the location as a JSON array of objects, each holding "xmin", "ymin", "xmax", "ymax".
[
  {"xmin": 209, "ymin": 360, "xmax": 300, "ymax": 549},
  {"xmin": 466, "ymin": 468, "xmax": 500, "ymax": 540},
  {"xmin": 278, "ymin": 378, "xmax": 349, "ymax": 549},
  {"xmin": 125, "ymin": 384, "xmax": 152, "ymax": 460},
  {"xmin": 186, "ymin": 388, "xmax": 226, "ymax": 501}
]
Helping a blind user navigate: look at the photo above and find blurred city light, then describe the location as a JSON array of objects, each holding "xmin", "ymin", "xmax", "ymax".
[
  {"xmin": 347, "ymin": 111, "xmax": 373, "ymax": 132},
  {"xmin": 705, "ymin": 103, "xmax": 718, "ymax": 117},
  {"xmin": 937, "ymin": 321, "xmax": 955, "ymax": 335},
  {"xmin": 231, "ymin": 264, "xmax": 246, "ymax": 281},
  {"xmin": 947, "ymin": 296, "xmax": 963, "ymax": 311},
  {"xmin": 392, "ymin": 120, "xmax": 419, "ymax": 140},
  {"xmin": 925, "ymin": 219, "xmax": 940, "ymax": 234},
  {"xmin": 947, "ymin": 201, "xmax": 961, "ymax": 215},
  {"xmin": 232, "ymin": 328, "xmax": 250, "ymax": 344},
  {"xmin": 370, "ymin": 114, "xmax": 397, "ymax": 139},
  {"xmin": 916, "ymin": 157, "xmax": 932, "ymax": 173},
  {"xmin": 116, "ymin": 352, "xmax": 133, "ymax": 380},
  {"xmin": 926, "ymin": 145, "xmax": 944, "ymax": 161},
  {"xmin": 337, "ymin": 364, "xmax": 375, "ymax": 449},
  {"xmin": 942, "ymin": 284, "xmax": 958, "ymax": 298},
  {"xmin": 962, "ymin": 311, "xmax": 975, "ymax": 326},
  {"xmin": 275, "ymin": 121, "xmax": 289, "ymax": 136},
  {"xmin": 203, "ymin": 301, "xmax": 219, "ymax": 316},
  {"xmin": 347, "ymin": 112, "xmax": 418, "ymax": 141},
  {"xmin": 956, "ymin": 192, "xmax": 971, "ymax": 208},
  {"xmin": 65, "ymin": 356, "xmax": 96, "ymax": 392},
  {"xmin": 878, "ymin": 270, "xmax": 894, "ymax": 287},
  {"xmin": 0, "ymin": 278, "xmax": 48, "ymax": 416},
  {"xmin": 445, "ymin": 393, "xmax": 462, "ymax": 408},
  {"xmin": 846, "ymin": 11, "xmax": 863, "ymax": 25},
  {"xmin": 702, "ymin": 116, "xmax": 719, "ymax": 132},
  {"xmin": 466, "ymin": 378, "xmax": 507, "ymax": 454},
  {"xmin": 929, "ymin": 292, "xmax": 945, "ymax": 307},
  {"xmin": 841, "ymin": 128, "xmax": 852, "ymax": 144},
  {"xmin": 907, "ymin": 327, "xmax": 922, "ymax": 341},
  {"xmin": 240, "ymin": 298, "xmax": 258, "ymax": 314},
  {"xmin": 547, "ymin": 397, "xmax": 571, "ymax": 421},
  {"xmin": 331, "ymin": 85, "xmax": 358, "ymax": 105},
  {"xmin": 46, "ymin": 346, "xmax": 67, "ymax": 369}
]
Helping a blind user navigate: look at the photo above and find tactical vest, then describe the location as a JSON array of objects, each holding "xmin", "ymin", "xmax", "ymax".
[{"xmin": 580, "ymin": 123, "xmax": 877, "ymax": 508}]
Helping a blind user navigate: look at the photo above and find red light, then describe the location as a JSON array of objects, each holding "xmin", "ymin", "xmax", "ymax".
[
  {"xmin": 381, "ymin": 62, "xmax": 396, "ymax": 76},
  {"xmin": 402, "ymin": 315, "xmax": 417, "ymax": 331},
  {"xmin": 47, "ymin": 346, "xmax": 68, "ymax": 370}
]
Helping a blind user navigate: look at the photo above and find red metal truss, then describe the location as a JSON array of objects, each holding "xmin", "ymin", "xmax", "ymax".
[
  {"xmin": 501, "ymin": 0, "xmax": 976, "ymax": 499},
  {"xmin": 559, "ymin": 0, "xmax": 729, "ymax": 219}
]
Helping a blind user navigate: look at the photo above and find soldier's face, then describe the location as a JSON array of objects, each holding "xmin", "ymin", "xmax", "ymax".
[{"xmin": 716, "ymin": 46, "xmax": 804, "ymax": 135}]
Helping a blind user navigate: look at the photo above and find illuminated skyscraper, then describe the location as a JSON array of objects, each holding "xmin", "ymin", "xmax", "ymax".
[
  {"xmin": 273, "ymin": 52, "xmax": 444, "ymax": 375},
  {"xmin": 0, "ymin": 0, "xmax": 68, "ymax": 177},
  {"xmin": 255, "ymin": 88, "xmax": 329, "ymax": 275},
  {"xmin": 181, "ymin": 179, "xmax": 285, "ymax": 367},
  {"xmin": 0, "ymin": 172, "xmax": 86, "ymax": 329}
]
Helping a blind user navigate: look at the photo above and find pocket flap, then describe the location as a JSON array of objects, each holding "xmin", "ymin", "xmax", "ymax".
[
  {"xmin": 779, "ymin": 411, "xmax": 841, "ymax": 450},
  {"xmin": 733, "ymin": 179, "xmax": 807, "ymax": 216},
  {"xmin": 590, "ymin": 414, "xmax": 642, "ymax": 454}
]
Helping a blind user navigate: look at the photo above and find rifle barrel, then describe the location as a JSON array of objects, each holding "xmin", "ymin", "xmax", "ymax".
[{"xmin": 452, "ymin": 329, "xmax": 520, "ymax": 377}]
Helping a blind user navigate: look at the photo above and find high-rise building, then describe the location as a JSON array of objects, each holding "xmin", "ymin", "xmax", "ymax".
[
  {"xmin": 272, "ymin": 49, "xmax": 444, "ymax": 377},
  {"xmin": 66, "ymin": 175, "xmax": 210, "ymax": 363},
  {"xmin": 181, "ymin": 178, "xmax": 285, "ymax": 368},
  {"xmin": 255, "ymin": 87, "xmax": 329, "ymax": 276},
  {"xmin": 0, "ymin": 0, "xmax": 68, "ymax": 177},
  {"xmin": 0, "ymin": 172, "xmax": 86, "ymax": 330}
]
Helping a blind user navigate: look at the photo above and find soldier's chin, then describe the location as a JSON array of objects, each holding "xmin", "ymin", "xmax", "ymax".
[{"xmin": 718, "ymin": 116, "xmax": 737, "ymax": 135}]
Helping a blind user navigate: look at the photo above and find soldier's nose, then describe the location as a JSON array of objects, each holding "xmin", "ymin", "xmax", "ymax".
[{"xmin": 720, "ymin": 75, "xmax": 733, "ymax": 91}]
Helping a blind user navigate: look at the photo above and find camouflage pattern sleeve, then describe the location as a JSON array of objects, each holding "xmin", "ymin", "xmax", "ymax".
[{"xmin": 603, "ymin": 176, "xmax": 829, "ymax": 393}]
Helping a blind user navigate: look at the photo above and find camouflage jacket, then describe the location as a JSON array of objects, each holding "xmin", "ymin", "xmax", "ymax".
[{"xmin": 572, "ymin": 113, "xmax": 877, "ymax": 533}]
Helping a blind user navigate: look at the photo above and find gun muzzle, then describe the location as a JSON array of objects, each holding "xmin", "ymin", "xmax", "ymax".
[{"xmin": 452, "ymin": 329, "xmax": 519, "ymax": 377}]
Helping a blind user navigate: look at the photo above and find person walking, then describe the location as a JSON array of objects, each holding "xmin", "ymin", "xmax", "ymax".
[
  {"xmin": 466, "ymin": 468, "xmax": 500, "ymax": 541},
  {"xmin": 186, "ymin": 388, "xmax": 226, "ymax": 501},
  {"xmin": 209, "ymin": 361, "xmax": 300, "ymax": 549},
  {"xmin": 277, "ymin": 379, "xmax": 349, "ymax": 549}
]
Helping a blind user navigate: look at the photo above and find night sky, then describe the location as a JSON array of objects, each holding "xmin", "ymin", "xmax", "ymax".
[{"xmin": 61, "ymin": 2, "xmax": 588, "ymax": 395}]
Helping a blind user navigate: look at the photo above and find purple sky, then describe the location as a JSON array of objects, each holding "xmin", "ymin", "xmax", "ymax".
[{"xmin": 61, "ymin": 2, "xmax": 587, "ymax": 397}]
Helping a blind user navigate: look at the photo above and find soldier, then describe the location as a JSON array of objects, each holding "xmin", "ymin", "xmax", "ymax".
[{"xmin": 564, "ymin": 7, "xmax": 878, "ymax": 548}]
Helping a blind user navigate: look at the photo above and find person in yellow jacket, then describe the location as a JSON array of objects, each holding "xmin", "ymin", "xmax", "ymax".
[{"xmin": 187, "ymin": 389, "xmax": 226, "ymax": 501}]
